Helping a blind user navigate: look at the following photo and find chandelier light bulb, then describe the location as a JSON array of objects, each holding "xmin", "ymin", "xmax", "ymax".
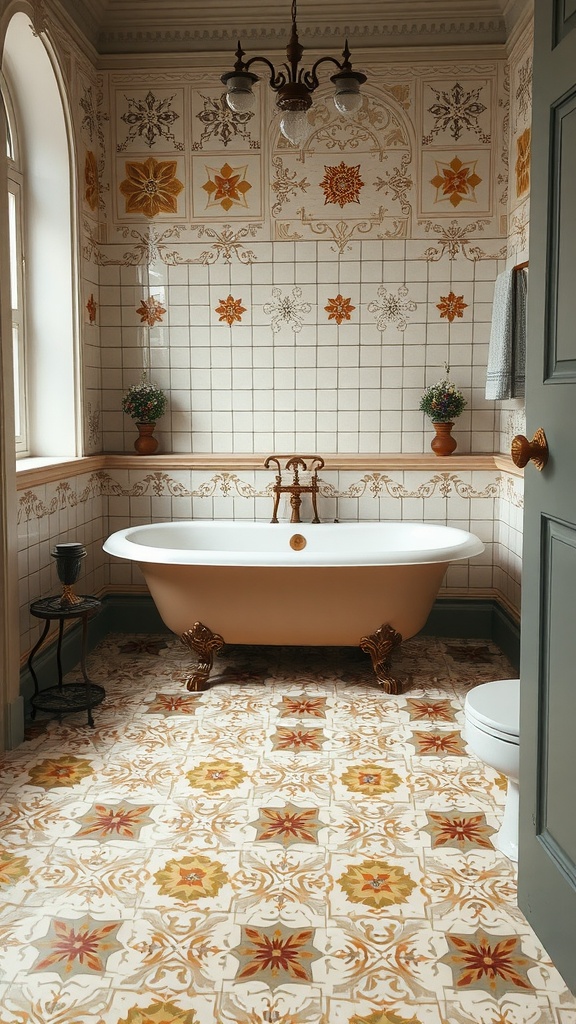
[
  {"xmin": 332, "ymin": 72, "xmax": 364, "ymax": 115},
  {"xmin": 224, "ymin": 74, "xmax": 257, "ymax": 113},
  {"xmin": 279, "ymin": 108, "xmax": 311, "ymax": 147}
]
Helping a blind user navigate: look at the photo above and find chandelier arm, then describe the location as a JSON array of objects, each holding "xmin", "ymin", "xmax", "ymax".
[
  {"xmin": 243, "ymin": 54, "xmax": 288, "ymax": 91},
  {"xmin": 301, "ymin": 55, "xmax": 344, "ymax": 92}
]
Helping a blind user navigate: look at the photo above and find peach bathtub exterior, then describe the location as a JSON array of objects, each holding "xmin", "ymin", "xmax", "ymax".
[{"xmin": 103, "ymin": 520, "xmax": 484, "ymax": 645}]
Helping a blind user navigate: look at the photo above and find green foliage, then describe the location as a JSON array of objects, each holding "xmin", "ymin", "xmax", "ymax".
[
  {"xmin": 121, "ymin": 373, "xmax": 167, "ymax": 422},
  {"xmin": 419, "ymin": 377, "xmax": 466, "ymax": 422}
]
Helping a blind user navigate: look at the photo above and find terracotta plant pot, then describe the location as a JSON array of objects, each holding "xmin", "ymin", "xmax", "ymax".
[
  {"xmin": 134, "ymin": 421, "xmax": 158, "ymax": 455},
  {"xmin": 430, "ymin": 421, "xmax": 457, "ymax": 456}
]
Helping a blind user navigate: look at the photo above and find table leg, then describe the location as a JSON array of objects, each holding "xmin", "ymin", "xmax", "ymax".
[
  {"xmin": 55, "ymin": 618, "xmax": 65, "ymax": 689},
  {"xmin": 79, "ymin": 613, "xmax": 95, "ymax": 727},
  {"xmin": 27, "ymin": 619, "xmax": 51, "ymax": 718}
]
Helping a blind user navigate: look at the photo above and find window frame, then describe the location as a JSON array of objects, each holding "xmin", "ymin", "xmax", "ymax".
[{"xmin": 3, "ymin": 76, "xmax": 28, "ymax": 456}]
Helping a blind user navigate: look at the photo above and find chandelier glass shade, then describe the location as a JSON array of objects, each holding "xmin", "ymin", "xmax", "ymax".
[{"xmin": 221, "ymin": 0, "xmax": 366, "ymax": 146}]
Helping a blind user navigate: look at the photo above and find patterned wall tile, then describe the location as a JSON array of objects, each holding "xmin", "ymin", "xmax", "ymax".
[
  {"xmin": 113, "ymin": 87, "xmax": 185, "ymax": 153},
  {"xmin": 420, "ymin": 150, "xmax": 492, "ymax": 217},
  {"xmin": 191, "ymin": 155, "xmax": 263, "ymax": 220},
  {"xmin": 421, "ymin": 78, "xmax": 493, "ymax": 145},
  {"xmin": 115, "ymin": 155, "xmax": 186, "ymax": 221}
]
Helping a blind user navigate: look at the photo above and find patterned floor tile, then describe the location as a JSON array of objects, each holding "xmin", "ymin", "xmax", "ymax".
[{"xmin": 0, "ymin": 633, "xmax": 574, "ymax": 1023}]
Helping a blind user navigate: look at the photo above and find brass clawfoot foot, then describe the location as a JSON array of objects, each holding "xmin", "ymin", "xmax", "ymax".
[
  {"xmin": 359, "ymin": 623, "xmax": 403, "ymax": 694},
  {"xmin": 180, "ymin": 622, "xmax": 225, "ymax": 691}
]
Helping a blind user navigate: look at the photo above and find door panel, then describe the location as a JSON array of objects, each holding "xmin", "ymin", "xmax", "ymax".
[
  {"xmin": 540, "ymin": 518, "xmax": 576, "ymax": 860},
  {"xmin": 549, "ymin": 92, "xmax": 576, "ymax": 374},
  {"xmin": 518, "ymin": 0, "xmax": 576, "ymax": 992}
]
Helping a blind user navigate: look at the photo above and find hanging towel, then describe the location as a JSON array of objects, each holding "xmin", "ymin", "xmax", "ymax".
[
  {"xmin": 511, "ymin": 267, "xmax": 527, "ymax": 398},
  {"xmin": 485, "ymin": 269, "xmax": 515, "ymax": 400}
]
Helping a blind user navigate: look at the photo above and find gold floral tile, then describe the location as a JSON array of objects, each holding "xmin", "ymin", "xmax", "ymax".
[{"xmin": 328, "ymin": 851, "xmax": 427, "ymax": 920}]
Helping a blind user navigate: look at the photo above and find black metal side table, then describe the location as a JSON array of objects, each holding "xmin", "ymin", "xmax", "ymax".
[{"xmin": 28, "ymin": 596, "xmax": 105, "ymax": 727}]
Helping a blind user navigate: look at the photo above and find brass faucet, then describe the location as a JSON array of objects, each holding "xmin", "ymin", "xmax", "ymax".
[{"xmin": 264, "ymin": 455, "xmax": 325, "ymax": 524}]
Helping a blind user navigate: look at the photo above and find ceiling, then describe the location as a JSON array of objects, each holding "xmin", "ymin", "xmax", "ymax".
[{"xmin": 56, "ymin": 0, "xmax": 529, "ymax": 55}]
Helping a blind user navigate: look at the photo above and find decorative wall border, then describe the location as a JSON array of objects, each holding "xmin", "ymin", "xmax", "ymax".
[{"xmin": 16, "ymin": 466, "xmax": 522, "ymax": 523}]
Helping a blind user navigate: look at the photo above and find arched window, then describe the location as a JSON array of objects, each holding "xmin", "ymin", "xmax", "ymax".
[
  {"xmin": 2, "ymin": 10, "xmax": 78, "ymax": 459},
  {"xmin": 3, "ymin": 74, "xmax": 27, "ymax": 454}
]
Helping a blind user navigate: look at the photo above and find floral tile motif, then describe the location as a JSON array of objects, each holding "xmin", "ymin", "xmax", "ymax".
[
  {"xmin": 119, "ymin": 90, "xmax": 181, "ymax": 151},
  {"xmin": 436, "ymin": 290, "xmax": 468, "ymax": 323},
  {"xmin": 263, "ymin": 285, "xmax": 312, "ymax": 334},
  {"xmin": 410, "ymin": 730, "xmax": 467, "ymax": 756},
  {"xmin": 325, "ymin": 294, "xmax": 356, "ymax": 325},
  {"xmin": 1, "ymin": 633, "xmax": 574, "ymax": 1021},
  {"xmin": 191, "ymin": 88, "xmax": 257, "ymax": 150},
  {"xmin": 119, "ymin": 156, "xmax": 184, "ymax": 218},
  {"xmin": 136, "ymin": 295, "xmax": 166, "ymax": 325},
  {"xmin": 515, "ymin": 127, "xmax": 531, "ymax": 197},
  {"xmin": 144, "ymin": 692, "xmax": 201, "ymax": 716},
  {"xmin": 84, "ymin": 150, "xmax": 99, "ymax": 210},
  {"xmin": 154, "ymin": 853, "xmax": 229, "ymax": 903},
  {"xmin": 254, "ymin": 803, "xmax": 321, "ymax": 846},
  {"xmin": 319, "ymin": 161, "xmax": 364, "ymax": 208},
  {"xmin": 406, "ymin": 698, "xmax": 457, "ymax": 723},
  {"xmin": 31, "ymin": 914, "xmax": 122, "ymax": 978},
  {"xmin": 441, "ymin": 930, "xmax": 539, "ymax": 996},
  {"xmin": 73, "ymin": 802, "xmax": 154, "ymax": 841},
  {"xmin": 338, "ymin": 857, "xmax": 417, "ymax": 909},
  {"xmin": 278, "ymin": 695, "xmax": 327, "ymax": 719},
  {"xmin": 271, "ymin": 727, "xmax": 325, "ymax": 751},
  {"xmin": 235, "ymin": 922, "xmax": 321, "ymax": 986},
  {"xmin": 430, "ymin": 155, "xmax": 482, "ymax": 208},
  {"xmin": 186, "ymin": 758, "xmax": 247, "ymax": 791},
  {"xmin": 340, "ymin": 762, "xmax": 403, "ymax": 796},
  {"xmin": 86, "ymin": 292, "xmax": 97, "ymax": 323},
  {"xmin": 423, "ymin": 80, "xmax": 490, "ymax": 144},
  {"xmin": 27, "ymin": 755, "xmax": 95, "ymax": 790},
  {"xmin": 202, "ymin": 161, "xmax": 252, "ymax": 212},
  {"xmin": 215, "ymin": 294, "xmax": 246, "ymax": 325},
  {"xmin": 367, "ymin": 284, "xmax": 417, "ymax": 332},
  {"xmin": 423, "ymin": 811, "xmax": 496, "ymax": 851}
]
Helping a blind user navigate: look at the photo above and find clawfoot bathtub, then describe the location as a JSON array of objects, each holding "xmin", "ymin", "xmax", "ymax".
[{"xmin": 103, "ymin": 520, "xmax": 484, "ymax": 693}]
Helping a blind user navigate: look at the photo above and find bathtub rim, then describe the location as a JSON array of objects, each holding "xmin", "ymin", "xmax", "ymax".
[{"xmin": 103, "ymin": 519, "xmax": 485, "ymax": 568}]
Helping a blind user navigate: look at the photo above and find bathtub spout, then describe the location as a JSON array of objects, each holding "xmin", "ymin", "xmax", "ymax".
[{"xmin": 264, "ymin": 454, "xmax": 325, "ymax": 524}]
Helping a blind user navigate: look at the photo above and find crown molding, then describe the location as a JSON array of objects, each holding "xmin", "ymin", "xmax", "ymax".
[
  {"xmin": 53, "ymin": 0, "xmax": 509, "ymax": 54},
  {"xmin": 503, "ymin": 0, "xmax": 533, "ymax": 53}
]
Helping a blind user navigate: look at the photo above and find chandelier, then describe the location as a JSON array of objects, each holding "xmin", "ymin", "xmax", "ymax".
[{"xmin": 221, "ymin": 0, "xmax": 367, "ymax": 146}]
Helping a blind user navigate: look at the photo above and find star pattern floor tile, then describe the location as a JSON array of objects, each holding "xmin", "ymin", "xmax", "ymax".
[{"xmin": 1, "ymin": 633, "xmax": 575, "ymax": 1024}]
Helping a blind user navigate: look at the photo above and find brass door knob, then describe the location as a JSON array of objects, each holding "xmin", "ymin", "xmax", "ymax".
[{"xmin": 511, "ymin": 427, "xmax": 549, "ymax": 471}]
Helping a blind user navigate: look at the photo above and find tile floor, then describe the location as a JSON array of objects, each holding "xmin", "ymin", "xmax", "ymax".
[{"xmin": 1, "ymin": 633, "xmax": 575, "ymax": 1024}]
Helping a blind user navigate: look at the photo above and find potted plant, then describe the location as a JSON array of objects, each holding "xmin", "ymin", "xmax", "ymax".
[
  {"xmin": 419, "ymin": 373, "xmax": 466, "ymax": 456},
  {"xmin": 122, "ymin": 371, "xmax": 167, "ymax": 454}
]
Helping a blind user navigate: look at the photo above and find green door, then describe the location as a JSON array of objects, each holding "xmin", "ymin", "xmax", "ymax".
[{"xmin": 518, "ymin": 0, "xmax": 576, "ymax": 993}]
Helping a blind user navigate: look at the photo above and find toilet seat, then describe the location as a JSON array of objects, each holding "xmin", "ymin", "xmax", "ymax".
[{"xmin": 465, "ymin": 678, "xmax": 520, "ymax": 743}]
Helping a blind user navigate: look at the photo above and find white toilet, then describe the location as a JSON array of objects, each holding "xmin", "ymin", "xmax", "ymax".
[{"xmin": 464, "ymin": 678, "xmax": 520, "ymax": 861}]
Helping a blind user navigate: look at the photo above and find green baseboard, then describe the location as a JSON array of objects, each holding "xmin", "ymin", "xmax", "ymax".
[{"xmin": 20, "ymin": 592, "xmax": 520, "ymax": 709}]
